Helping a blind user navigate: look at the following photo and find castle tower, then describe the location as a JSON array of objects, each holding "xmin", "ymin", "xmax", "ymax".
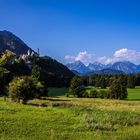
[
  {"xmin": 27, "ymin": 49, "xmax": 31, "ymax": 56},
  {"xmin": 37, "ymin": 48, "xmax": 40, "ymax": 56}
]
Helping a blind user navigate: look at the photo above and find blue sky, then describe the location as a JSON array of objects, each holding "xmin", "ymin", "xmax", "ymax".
[{"xmin": 0, "ymin": 0, "xmax": 140, "ymax": 64}]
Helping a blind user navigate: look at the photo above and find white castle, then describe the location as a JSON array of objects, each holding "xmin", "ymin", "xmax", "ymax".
[
  {"xmin": 20, "ymin": 49, "xmax": 40, "ymax": 69},
  {"xmin": 20, "ymin": 49, "xmax": 39, "ymax": 61}
]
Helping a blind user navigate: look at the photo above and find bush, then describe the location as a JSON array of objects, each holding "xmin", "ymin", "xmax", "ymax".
[
  {"xmin": 104, "ymin": 90, "xmax": 111, "ymax": 99},
  {"xmin": 97, "ymin": 90, "xmax": 105, "ymax": 99},
  {"xmin": 97, "ymin": 90, "xmax": 110, "ymax": 99},
  {"xmin": 88, "ymin": 90, "xmax": 98, "ymax": 98},
  {"xmin": 8, "ymin": 76, "xmax": 47, "ymax": 103}
]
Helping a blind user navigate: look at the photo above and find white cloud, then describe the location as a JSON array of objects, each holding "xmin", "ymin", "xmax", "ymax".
[
  {"xmin": 114, "ymin": 48, "xmax": 130, "ymax": 58},
  {"xmin": 65, "ymin": 48, "xmax": 140, "ymax": 65},
  {"xmin": 75, "ymin": 51, "xmax": 92, "ymax": 62},
  {"xmin": 64, "ymin": 55, "xmax": 75, "ymax": 63},
  {"xmin": 65, "ymin": 51, "xmax": 94, "ymax": 65},
  {"xmin": 114, "ymin": 48, "xmax": 140, "ymax": 62},
  {"xmin": 97, "ymin": 56, "xmax": 108, "ymax": 63},
  {"xmin": 97, "ymin": 56, "xmax": 114, "ymax": 64}
]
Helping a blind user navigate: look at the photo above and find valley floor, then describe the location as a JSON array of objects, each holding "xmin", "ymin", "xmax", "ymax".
[{"xmin": 0, "ymin": 97, "xmax": 140, "ymax": 140}]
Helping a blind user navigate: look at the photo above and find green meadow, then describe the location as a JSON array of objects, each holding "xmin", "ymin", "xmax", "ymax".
[
  {"xmin": 127, "ymin": 87, "xmax": 140, "ymax": 100},
  {"xmin": 48, "ymin": 87, "xmax": 68, "ymax": 97},
  {"xmin": 0, "ymin": 99, "xmax": 140, "ymax": 139},
  {"xmin": 0, "ymin": 87, "xmax": 140, "ymax": 140}
]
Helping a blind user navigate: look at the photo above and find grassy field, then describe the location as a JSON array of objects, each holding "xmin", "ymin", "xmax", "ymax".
[
  {"xmin": 0, "ymin": 87, "xmax": 140, "ymax": 140},
  {"xmin": 48, "ymin": 87, "xmax": 68, "ymax": 97},
  {"xmin": 0, "ymin": 98, "xmax": 140, "ymax": 140},
  {"xmin": 127, "ymin": 87, "xmax": 140, "ymax": 100}
]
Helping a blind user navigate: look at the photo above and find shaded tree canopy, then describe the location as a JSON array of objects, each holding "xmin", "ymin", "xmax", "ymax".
[
  {"xmin": 8, "ymin": 76, "xmax": 47, "ymax": 103},
  {"xmin": 69, "ymin": 76, "xmax": 86, "ymax": 97}
]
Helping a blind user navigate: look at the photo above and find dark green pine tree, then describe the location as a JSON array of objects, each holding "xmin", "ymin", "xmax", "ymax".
[
  {"xmin": 127, "ymin": 75, "xmax": 136, "ymax": 88},
  {"xmin": 100, "ymin": 76, "xmax": 107, "ymax": 89},
  {"xmin": 69, "ymin": 76, "xmax": 85, "ymax": 97},
  {"xmin": 110, "ymin": 79, "xmax": 128, "ymax": 99}
]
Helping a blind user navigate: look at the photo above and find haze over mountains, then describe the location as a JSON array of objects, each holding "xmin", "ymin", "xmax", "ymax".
[{"xmin": 66, "ymin": 61, "xmax": 140, "ymax": 74}]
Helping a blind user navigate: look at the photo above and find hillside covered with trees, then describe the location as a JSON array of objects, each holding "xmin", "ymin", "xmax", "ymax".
[{"xmin": 0, "ymin": 50, "xmax": 74, "ymax": 99}]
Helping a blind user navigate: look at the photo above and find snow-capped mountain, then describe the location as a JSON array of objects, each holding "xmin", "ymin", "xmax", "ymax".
[
  {"xmin": 66, "ymin": 61, "xmax": 140, "ymax": 74},
  {"xmin": 66, "ymin": 61, "xmax": 90, "ymax": 74}
]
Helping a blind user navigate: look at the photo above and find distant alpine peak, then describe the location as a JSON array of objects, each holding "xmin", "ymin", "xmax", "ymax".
[
  {"xmin": 93, "ymin": 61, "xmax": 104, "ymax": 65},
  {"xmin": 88, "ymin": 61, "xmax": 105, "ymax": 66},
  {"xmin": 66, "ymin": 60, "xmax": 140, "ymax": 74},
  {"xmin": 73, "ymin": 60, "xmax": 84, "ymax": 65},
  {"xmin": 66, "ymin": 61, "xmax": 90, "ymax": 74},
  {"xmin": 113, "ymin": 61, "xmax": 135, "ymax": 64}
]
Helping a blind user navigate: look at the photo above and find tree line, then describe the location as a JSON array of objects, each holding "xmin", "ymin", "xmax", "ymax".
[
  {"xmin": 81, "ymin": 74, "xmax": 139, "ymax": 89},
  {"xmin": 68, "ymin": 73, "xmax": 140, "ymax": 99}
]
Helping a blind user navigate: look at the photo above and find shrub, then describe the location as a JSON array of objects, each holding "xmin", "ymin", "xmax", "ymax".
[
  {"xmin": 8, "ymin": 76, "xmax": 47, "ymax": 103},
  {"xmin": 88, "ymin": 90, "xmax": 98, "ymax": 98},
  {"xmin": 104, "ymin": 90, "xmax": 111, "ymax": 99},
  {"xmin": 97, "ymin": 90, "xmax": 105, "ymax": 99},
  {"xmin": 80, "ymin": 91, "xmax": 88, "ymax": 98},
  {"xmin": 97, "ymin": 90, "xmax": 110, "ymax": 99}
]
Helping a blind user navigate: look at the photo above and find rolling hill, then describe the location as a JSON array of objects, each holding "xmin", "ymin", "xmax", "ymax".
[{"xmin": 33, "ymin": 56, "xmax": 75, "ymax": 86}]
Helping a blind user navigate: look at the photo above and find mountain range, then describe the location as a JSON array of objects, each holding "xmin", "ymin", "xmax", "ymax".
[{"xmin": 66, "ymin": 61, "xmax": 140, "ymax": 74}]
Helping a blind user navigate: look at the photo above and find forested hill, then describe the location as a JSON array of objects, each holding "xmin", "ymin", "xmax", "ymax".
[
  {"xmin": 31, "ymin": 56, "xmax": 75, "ymax": 87},
  {"xmin": 0, "ymin": 30, "xmax": 35, "ymax": 55},
  {"xmin": 0, "ymin": 53, "xmax": 75, "ymax": 88}
]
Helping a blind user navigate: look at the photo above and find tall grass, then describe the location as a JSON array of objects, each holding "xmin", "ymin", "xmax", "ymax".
[{"xmin": 0, "ymin": 97, "xmax": 140, "ymax": 140}]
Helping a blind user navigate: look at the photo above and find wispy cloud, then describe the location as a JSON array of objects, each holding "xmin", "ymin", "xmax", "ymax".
[
  {"xmin": 97, "ymin": 48, "xmax": 140, "ymax": 64},
  {"xmin": 64, "ymin": 55, "xmax": 75, "ymax": 63},
  {"xmin": 65, "ymin": 48, "xmax": 140, "ymax": 65},
  {"xmin": 75, "ymin": 51, "xmax": 93, "ymax": 62},
  {"xmin": 65, "ymin": 51, "xmax": 94, "ymax": 65}
]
